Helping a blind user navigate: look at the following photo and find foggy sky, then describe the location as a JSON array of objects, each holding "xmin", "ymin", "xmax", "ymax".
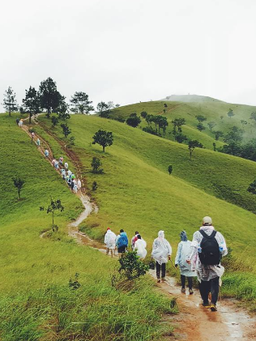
[{"xmin": 1, "ymin": 0, "xmax": 256, "ymax": 111}]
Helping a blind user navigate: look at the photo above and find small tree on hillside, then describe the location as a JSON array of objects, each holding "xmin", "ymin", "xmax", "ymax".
[
  {"xmin": 61, "ymin": 123, "xmax": 71, "ymax": 138},
  {"xmin": 70, "ymin": 91, "xmax": 94, "ymax": 114},
  {"xmin": 91, "ymin": 157, "xmax": 103, "ymax": 173},
  {"xmin": 22, "ymin": 86, "xmax": 41, "ymax": 123},
  {"xmin": 197, "ymin": 122, "xmax": 205, "ymax": 132},
  {"xmin": 92, "ymin": 130, "xmax": 113, "ymax": 152},
  {"xmin": 174, "ymin": 133, "xmax": 187, "ymax": 144},
  {"xmin": 40, "ymin": 198, "xmax": 64, "ymax": 232},
  {"xmin": 195, "ymin": 115, "xmax": 206, "ymax": 123},
  {"xmin": 140, "ymin": 111, "xmax": 148, "ymax": 119},
  {"xmin": 213, "ymin": 130, "xmax": 224, "ymax": 141},
  {"xmin": 188, "ymin": 140, "xmax": 203, "ymax": 160},
  {"xmin": 227, "ymin": 109, "xmax": 234, "ymax": 118},
  {"xmin": 39, "ymin": 77, "xmax": 62, "ymax": 117},
  {"xmin": 248, "ymin": 180, "xmax": 256, "ymax": 195},
  {"xmin": 97, "ymin": 101, "xmax": 111, "ymax": 118},
  {"xmin": 168, "ymin": 165, "xmax": 173, "ymax": 175},
  {"xmin": 3, "ymin": 86, "xmax": 18, "ymax": 116},
  {"xmin": 213, "ymin": 142, "xmax": 216, "ymax": 151},
  {"xmin": 207, "ymin": 121, "xmax": 216, "ymax": 131},
  {"xmin": 51, "ymin": 115, "xmax": 59, "ymax": 127},
  {"xmin": 126, "ymin": 113, "xmax": 141, "ymax": 128},
  {"xmin": 250, "ymin": 112, "xmax": 256, "ymax": 123},
  {"xmin": 118, "ymin": 251, "xmax": 149, "ymax": 280},
  {"xmin": 13, "ymin": 177, "xmax": 25, "ymax": 200},
  {"xmin": 172, "ymin": 118, "xmax": 186, "ymax": 134},
  {"xmin": 56, "ymin": 96, "xmax": 70, "ymax": 120}
]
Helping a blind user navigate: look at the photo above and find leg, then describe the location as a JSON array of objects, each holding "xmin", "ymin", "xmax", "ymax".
[
  {"xmin": 199, "ymin": 280, "xmax": 211, "ymax": 305},
  {"xmin": 210, "ymin": 277, "xmax": 219, "ymax": 305},
  {"xmin": 156, "ymin": 262, "xmax": 161, "ymax": 279},
  {"xmin": 181, "ymin": 275, "xmax": 186, "ymax": 289},
  {"xmin": 161, "ymin": 263, "xmax": 166, "ymax": 278},
  {"xmin": 187, "ymin": 277, "xmax": 193, "ymax": 290},
  {"xmin": 106, "ymin": 247, "xmax": 109, "ymax": 255}
]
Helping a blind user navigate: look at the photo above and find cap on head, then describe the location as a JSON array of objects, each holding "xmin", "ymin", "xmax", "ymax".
[
  {"xmin": 107, "ymin": 227, "xmax": 110, "ymax": 231},
  {"xmin": 203, "ymin": 216, "xmax": 212, "ymax": 225}
]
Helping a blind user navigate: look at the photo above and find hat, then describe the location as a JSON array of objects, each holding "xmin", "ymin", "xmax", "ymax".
[
  {"xmin": 107, "ymin": 227, "xmax": 110, "ymax": 230},
  {"xmin": 203, "ymin": 216, "xmax": 212, "ymax": 225}
]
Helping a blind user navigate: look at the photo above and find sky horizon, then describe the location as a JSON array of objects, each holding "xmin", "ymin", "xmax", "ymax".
[{"xmin": 1, "ymin": 0, "xmax": 256, "ymax": 111}]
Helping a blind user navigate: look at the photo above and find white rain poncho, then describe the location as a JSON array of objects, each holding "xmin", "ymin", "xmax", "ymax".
[
  {"xmin": 104, "ymin": 230, "xmax": 116, "ymax": 250},
  {"xmin": 175, "ymin": 241, "xmax": 196, "ymax": 277},
  {"xmin": 151, "ymin": 231, "xmax": 172, "ymax": 265},
  {"xmin": 134, "ymin": 239, "xmax": 147, "ymax": 260},
  {"xmin": 190, "ymin": 225, "xmax": 228, "ymax": 282}
]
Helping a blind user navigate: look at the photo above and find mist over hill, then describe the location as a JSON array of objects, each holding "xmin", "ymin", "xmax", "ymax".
[{"xmin": 162, "ymin": 94, "xmax": 225, "ymax": 103}]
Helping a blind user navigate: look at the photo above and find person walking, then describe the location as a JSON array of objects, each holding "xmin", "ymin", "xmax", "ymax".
[
  {"xmin": 44, "ymin": 149, "xmax": 49, "ymax": 158},
  {"xmin": 36, "ymin": 138, "xmax": 40, "ymax": 146},
  {"xmin": 175, "ymin": 231, "xmax": 196, "ymax": 294},
  {"xmin": 151, "ymin": 230, "xmax": 172, "ymax": 283},
  {"xmin": 116, "ymin": 229, "xmax": 128, "ymax": 256},
  {"xmin": 134, "ymin": 234, "xmax": 147, "ymax": 260},
  {"xmin": 104, "ymin": 228, "xmax": 116, "ymax": 257},
  {"xmin": 188, "ymin": 216, "xmax": 228, "ymax": 311},
  {"xmin": 131, "ymin": 231, "xmax": 139, "ymax": 250}
]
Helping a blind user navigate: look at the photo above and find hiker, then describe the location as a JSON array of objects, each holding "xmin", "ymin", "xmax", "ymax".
[
  {"xmin": 16, "ymin": 118, "xmax": 20, "ymax": 125},
  {"xmin": 77, "ymin": 179, "xmax": 82, "ymax": 190},
  {"xmin": 64, "ymin": 162, "xmax": 68, "ymax": 170},
  {"xmin": 175, "ymin": 231, "xmax": 196, "ymax": 294},
  {"xmin": 187, "ymin": 216, "xmax": 228, "ymax": 312},
  {"xmin": 31, "ymin": 132, "xmax": 35, "ymax": 143},
  {"xmin": 44, "ymin": 149, "xmax": 49, "ymax": 158},
  {"xmin": 116, "ymin": 229, "xmax": 128, "ymax": 255},
  {"xmin": 61, "ymin": 168, "xmax": 66, "ymax": 179},
  {"xmin": 134, "ymin": 234, "xmax": 147, "ymax": 260},
  {"xmin": 36, "ymin": 138, "xmax": 40, "ymax": 146},
  {"xmin": 104, "ymin": 228, "xmax": 117, "ymax": 257},
  {"xmin": 59, "ymin": 156, "xmax": 64, "ymax": 165},
  {"xmin": 131, "ymin": 231, "xmax": 139, "ymax": 250},
  {"xmin": 18, "ymin": 119, "xmax": 23, "ymax": 127},
  {"xmin": 73, "ymin": 183, "xmax": 78, "ymax": 193},
  {"xmin": 151, "ymin": 230, "xmax": 172, "ymax": 283}
]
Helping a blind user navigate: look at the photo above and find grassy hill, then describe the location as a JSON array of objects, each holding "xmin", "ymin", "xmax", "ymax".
[{"xmin": 0, "ymin": 114, "xmax": 173, "ymax": 340}]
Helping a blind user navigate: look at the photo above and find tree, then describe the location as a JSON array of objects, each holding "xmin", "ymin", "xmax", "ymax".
[
  {"xmin": 250, "ymin": 112, "xmax": 256, "ymax": 122},
  {"xmin": 97, "ymin": 101, "xmax": 111, "ymax": 118},
  {"xmin": 224, "ymin": 126, "xmax": 243, "ymax": 144},
  {"xmin": 164, "ymin": 103, "xmax": 168, "ymax": 108},
  {"xmin": 70, "ymin": 91, "xmax": 94, "ymax": 114},
  {"xmin": 213, "ymin": 142, "xmax": 216, "ymax": 151},
  {"xmin": 140, "ymin": 111, "xmax": 148, "ymax": 119},
  {"xmin": 213, "ymin": 130, "xmax": 224, "ymax": 141},
  {"xmin": 197, "ymin": 122, "xmax": 205, "ymax": 132},
  {"xmin": 172, "ymin": 118, "xmax": 186, "ymax": 134},
  {"xmin": 92, "ymin": 130, "xmax": 113, "ymax": 152},
  {"xmin": 92, "ymin": 181, "xmax": 98, "ymax": 191},
  {"xmin": 240, "ymin": 120, "xmax": 247, "ymax": 127},
  {"xmin": 61, "ymin": 123, "xmax": 71, "ymax": 138},
  {"xmin": 227, "ymin": 108, "xmax": 234, "ymax": 118},
  {"xmin": 51, "ymin": 115, "xmax": 59, "ymax": 127},
  {"xmin": 126, "ymin": 113, "xmax": 141, "ymax": 128},
  {"xmin": 248, "ymin": 180, "xmax": 256, "ymax": 195},
  {"xmin": 3, "ymin": 86, "xmax": 18, "ymax": 116},
  {"xmin": 91, "ymin": 157, "xmax": 103, "ymax": 173},
  {"xmin": 118, "ymin": 251, "xmax": 149, "ymax": 280},
  {"xmin": 168, "ymin": 165, "xmax": 173, "ymax": 175},
  {"xmin": 22, "ymin": 86, "xmax": 41, "ymax": 124},
  {"xmin": 56, "ymin": 96, "xmax": 70, "ymax": 120},
  {"xmin": 188, "ymin": 140, "xmax": 203, "ymax": 159},
  {"xmin": 195, "ymin": 115, "xmax": 206, "ymax": 122},
  {"xmin": 39, "ymin": 77, "xmax": 62, "ymax": 117},
  {"xmin": 207, "ymin": 121, "xmax": 216, "ymax": 131},
  {"xmin": 174, "ymin": 133, "xmax": 187, "ymax": 143},
  {"xmin": 40, "ymin": 198, "xmax": 64, "ymax": 232},
  {"xmin": 13, "ymin": 177, "xmax": 25, "ymax": 200}
]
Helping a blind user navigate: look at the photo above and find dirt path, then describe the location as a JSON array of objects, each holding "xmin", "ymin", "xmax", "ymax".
[{"xmin": 21, "ymin": 119, "xmax": 256, "ymax": 341}]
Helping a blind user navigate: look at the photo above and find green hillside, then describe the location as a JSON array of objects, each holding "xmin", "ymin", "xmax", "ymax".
[{"xmin": 0, "ymin": 114, "xmax": 173, "ymax": 340}]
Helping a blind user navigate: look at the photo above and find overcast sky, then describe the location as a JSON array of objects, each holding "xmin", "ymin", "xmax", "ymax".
[{"xmin": 1, "ymin": 0, "xmax": 256, "ymax": 111}]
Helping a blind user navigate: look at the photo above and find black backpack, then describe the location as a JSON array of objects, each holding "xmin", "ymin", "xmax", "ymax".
[{"xmin": 199, "ymin": 230, "xmax": 221, "ymax": 265}]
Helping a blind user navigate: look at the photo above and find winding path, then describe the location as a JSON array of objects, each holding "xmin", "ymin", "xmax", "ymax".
[{"xmin": 21, "ymin": 118, "xmax": 256, "ymax": 341}]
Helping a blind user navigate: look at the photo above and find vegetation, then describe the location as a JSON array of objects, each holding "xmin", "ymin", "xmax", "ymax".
[
  {"xmin": 92, "ymin": 129, "xmax": 113, "ymax": 152},
  {"xmin": 2, "ymin": 86, "xmax": 18, "ymax": 116},
  {"xmin": 91, "ymin": 157, "xmax": 103, "ymax": 174},
  {"xmin": 12, "ymin": 176, "xmax": 25, "ymax": 200},
  {"xmin": 40, "ymin": 198, "xmax": 64, "ymax": 231},
  {"xmin": 70, "ymin": 91, "xmax": 94, "ymax": 114}
]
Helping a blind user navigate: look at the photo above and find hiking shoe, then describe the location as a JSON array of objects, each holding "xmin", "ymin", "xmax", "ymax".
[
  {"xmin": 189, "ymin": 289, "xmax": 194, "ymax": 295},
  {"xmin": 181, "ymin": 288, "xmax": 186, "ymax": 294},
  {"xmin": 210, "ymin": 303, "xmax": 217, "ymax": 312},
  {"xmin": 161, "ymin": 277, "xmax": 166, "ymax": 283},
  {"xmin": 202, "ymin": 302, "xmax": 211, "ymax": 308},
  {"xmin": 157, "ymin": 279, "xmax": 161, "ymax": 283}
]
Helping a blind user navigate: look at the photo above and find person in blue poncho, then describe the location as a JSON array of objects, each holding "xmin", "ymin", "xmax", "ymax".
[{"xmin": 175, "ymin": 231, "xmax": 196, "ymax": 294}]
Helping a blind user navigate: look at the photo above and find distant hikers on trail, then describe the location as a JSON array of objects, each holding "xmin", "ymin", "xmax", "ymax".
[
  {"xmin": 175, "ymin": 231, "xmax": 196, "ymax": 294},
  {"xmin": 187, "ymin": 216, "xmax": 228, "ymax": 312},
  {"xmin": 151, "ymin": 231, "xmax": 172, "ymax": 283}
]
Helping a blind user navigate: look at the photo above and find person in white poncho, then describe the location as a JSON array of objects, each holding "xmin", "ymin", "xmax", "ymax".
[
  {"xmin": 104, "ymin": 228, "xmax": 116, "ymax": 258},
  {"xmin": 188, "ymin": 216, "xmax": 228, "ymax": 312},
  {"xmin": 134, "ymin": 234, "xmax": 147, "ymax": 260},
  {"xmin": 151, "ymin": 230, "xmax": 172, "ymax": 283},
  {"xmin": 175, "ymin": 231, "xmax": 196, "ymax": 294}
]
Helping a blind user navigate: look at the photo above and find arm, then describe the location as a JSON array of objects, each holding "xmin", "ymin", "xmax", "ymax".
[{"xmin": 175, "ymin": 242, "xmax": 182, "ymax": 266}]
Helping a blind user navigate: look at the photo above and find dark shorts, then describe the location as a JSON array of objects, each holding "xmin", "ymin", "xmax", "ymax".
[{"xmin": 118, "ymin": 246, "xmax": 126, "ymax": 253}]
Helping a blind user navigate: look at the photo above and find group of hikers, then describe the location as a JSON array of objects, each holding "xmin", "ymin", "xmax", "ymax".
[{"xmin": 104, "ymin": 216, "xmax": 227, "ymax": 312}]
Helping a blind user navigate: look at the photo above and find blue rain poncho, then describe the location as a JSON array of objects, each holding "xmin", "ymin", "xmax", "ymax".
[{"xmin": 151, "ymin": 231, "xmax": 172, "ymax": 265}]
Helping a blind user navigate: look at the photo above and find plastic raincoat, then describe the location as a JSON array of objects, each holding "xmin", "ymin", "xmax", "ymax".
[
  {"xmin": 175, "ymin": 240, "xmax": 196, "ymax": 277},
  {"xmin": 104, "ymin": 230, "xmax": 116, "ymax": 250},
  {"xmin": 190, "ymin": 225, "xmax": 228, "ymax": 282},
  {"xmin": 151, "ymin": 231, "xmax": 172, "ymax": 265},
  {"xmin": 134, "ymin": 239, "xmax": 147, "ymax": 260}
]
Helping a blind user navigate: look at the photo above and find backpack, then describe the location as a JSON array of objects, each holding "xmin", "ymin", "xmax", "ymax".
[
  {"xmin": 199, "ymin": 230, "xmax": 221, "ymax": 265},
  {"xmin": 117, "ymin": 234, "xmax": 128, "ymax": 248}
]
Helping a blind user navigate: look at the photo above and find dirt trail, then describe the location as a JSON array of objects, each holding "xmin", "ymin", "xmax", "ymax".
[{"xmin": 21, "ymin": 119, "xmax": 256, "ymax": 341}]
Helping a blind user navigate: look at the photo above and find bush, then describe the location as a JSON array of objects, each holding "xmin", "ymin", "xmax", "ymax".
[{"xmin": 118, "ymin": 251, "xmax": 149, "ymax": 280}]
